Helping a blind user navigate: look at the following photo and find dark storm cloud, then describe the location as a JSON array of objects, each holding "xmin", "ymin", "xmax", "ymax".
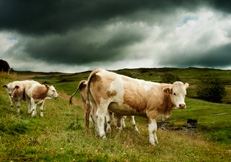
[
  {"xmin": 197, "ymin": 43, "xmax": 231, "ymax": 67},
  {"xmin": 159, "ymin": 43, "xmax": 231, "ymax": 68},
  {"xmin": 8, "ymin": 25, "xmax": 147, "ymax": 65},
  {"xmin": 209, "ymin": 0, "xmax": 231, "ymax": 13},
  {"xmin": 0, "ymin": 0, "xmax": 207, "ymax": 35}
]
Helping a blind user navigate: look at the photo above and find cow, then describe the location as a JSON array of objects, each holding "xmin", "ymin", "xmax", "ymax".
[
  {"xmin": 69, "ymin": 80, "xmax": 139, "ymax": 133},
  {"xmin": 3, "ymin": 81, "xmax": 25, "ymax": 113},
  {"xmin": 25, "ymin": 82, "xmax": 59, "ymax": 117},
  {"xmin": 2, "ymin": 80, "xmax": 40, "ymax": 114},
  {"xmin": 86, "ymin": 69, "xmax": 189, "ymax": 146}
]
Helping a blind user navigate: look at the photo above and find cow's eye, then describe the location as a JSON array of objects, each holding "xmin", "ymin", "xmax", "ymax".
[{"xmin": 173, "ymin": 93, "xmax": 176, "ymax": 96}]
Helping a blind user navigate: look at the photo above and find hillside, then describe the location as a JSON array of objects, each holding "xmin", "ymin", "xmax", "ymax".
[{"xmin": 0, "ymin": 68, "xmax": 231, "ymax": 161}]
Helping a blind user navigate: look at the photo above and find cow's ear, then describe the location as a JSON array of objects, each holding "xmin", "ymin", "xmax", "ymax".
[
  {"xmin": 15, "ymin": 85, "xmax": 20, "ymax": 89},
  {"xmin": 45, "ymin": 84, "xmax": 50, "ymax": 89},
  {"xmin": 185, "ymin": 83, "xmax": 189, "ymax": 89},
  {"xmin": 2, "ymin": 85, "xmax": 7, "ymax": 88},
  {"xmin": 163, "ymin": 87, "xmax": 172, "ymax": 95}
]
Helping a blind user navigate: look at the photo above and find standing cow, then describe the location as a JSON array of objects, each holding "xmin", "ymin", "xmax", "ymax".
[
  {"xmin": 86, "ymin": 69, "xmax": 189, "ymax": 146},
  {"xmin": 26, "ymin": 83, "xmax": 59, "ymax": 117},
  {"xmin": 69, "ymin": 80, "xmax": 139, "ymax": 133},
  {"xmin": 2, "ymin": 80, "xmax": 39, "ymax": 114},
  {"xmin": 3, "ymin": 81, "xmax": 25, "ymax": 113}
]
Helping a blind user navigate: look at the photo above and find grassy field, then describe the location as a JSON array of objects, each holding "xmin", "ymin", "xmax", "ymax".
[{"xmin": 0, "ymin": 68, "xmax": 231, "ymax": 161}]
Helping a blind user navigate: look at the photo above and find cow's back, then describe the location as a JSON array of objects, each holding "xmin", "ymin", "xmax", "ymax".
[{"xmin": 24, "ymin": 81, "xmax": 42, "ymax": 98}]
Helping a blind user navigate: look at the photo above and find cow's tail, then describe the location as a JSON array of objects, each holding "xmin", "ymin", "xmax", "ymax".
[
  {"xmin": 69, "ymin": 80, "xmax": 87, "ymax": 105},
  {"xmin": 86, "ymin": 69, "xmax": 100, "ymax": 129},
  {"xmin": 69, "ymin": 87, "xmax": 79, "ymax": 105}
]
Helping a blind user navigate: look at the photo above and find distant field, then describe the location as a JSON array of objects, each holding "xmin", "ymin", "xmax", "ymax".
[{"xmin": 0, "ymin": 68, "xmax": 231, "ymax": 161}]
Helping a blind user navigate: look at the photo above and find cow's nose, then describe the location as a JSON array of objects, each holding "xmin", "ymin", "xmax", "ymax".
[{"xmin": 179, "ymin": 104, "xmax": 186, "ymax": 108}]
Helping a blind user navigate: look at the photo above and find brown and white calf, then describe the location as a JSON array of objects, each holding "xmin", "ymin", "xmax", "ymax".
[
  {"xmin": 25, "ymin": 83, "xmax": 59, "ymax": 117},
  {"xmin": 86, "ymin": 69, "xmax": 189, "ymax": 146},
  {"xmin": 2, "ymin": 80, "xmax": 39, "ymax": 114},
  {"xmin": 3, "ymin": 81, "xmax": 25, "ymax": 113},
  {"xmin": 69, "ymin": 80, "xmax": 139, "ymax": 133}
]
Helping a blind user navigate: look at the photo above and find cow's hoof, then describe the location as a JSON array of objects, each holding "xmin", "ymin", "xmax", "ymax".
[
  {"xmin": 31, "ymin": 112, "xmax": 36, "ymax": 117},
  {"xmin": 106, "ymin": 127, "xmax": 111, "ymax": 133},
  {"xmin": 101, "ymin": 135, "xmax": 107, "ymax": 139}
]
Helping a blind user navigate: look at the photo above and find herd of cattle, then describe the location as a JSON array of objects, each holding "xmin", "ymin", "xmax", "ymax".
[{"xmin": 2, "ymin": 69, "xmax": 189, "ymax": 146}]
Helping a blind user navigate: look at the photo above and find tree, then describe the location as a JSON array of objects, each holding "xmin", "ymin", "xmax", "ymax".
[
  {"xmin": 0, "ymin": 59, "xmax": 10, "ymax": 73},
  {"xmin": 197, "ymin": 78, "xmax": 227, "ymax": 103}
]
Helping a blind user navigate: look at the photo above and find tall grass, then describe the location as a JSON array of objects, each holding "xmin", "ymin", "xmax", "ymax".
[{"xmin": 0, "ymin": 69, "xmax": 231, "ymax": 161}]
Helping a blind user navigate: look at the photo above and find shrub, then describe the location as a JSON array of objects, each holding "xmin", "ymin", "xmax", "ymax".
[
  {"xmin": 197, "ymin": 78, "xmax": 227, "ymax": 103},
  {"xmin": 161, "ymin": 73, "xmax": 181, "ymax": 83}
]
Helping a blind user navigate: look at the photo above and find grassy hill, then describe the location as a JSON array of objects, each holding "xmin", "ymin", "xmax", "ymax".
[{"xmin": 0, "ymin": 68, "xmax": 231, "ymax": 161}]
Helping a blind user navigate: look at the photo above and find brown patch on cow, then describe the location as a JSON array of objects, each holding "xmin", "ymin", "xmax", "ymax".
[
  {"xmin": 32, "ymin": 85, "xmax": 48, "ymax": 99},
  {"xmin": 163, "ymin": 87, "xmax": 172, "ymax": 94},
  {"xmin": 107, "ymin": 90, "xmax": 117, "ymax": 97},
  {"xmin": 78, "ymin": 80, "xmax": 87, "ymax": 91},
  {"xmin": 123, "ymin": 80, "xmax": 149, "ymax": 112}
]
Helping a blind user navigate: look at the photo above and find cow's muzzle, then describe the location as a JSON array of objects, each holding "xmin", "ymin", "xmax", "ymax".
[{"xmin": 179, "ymin": 104, "xmax": 186, "ymax": 109}]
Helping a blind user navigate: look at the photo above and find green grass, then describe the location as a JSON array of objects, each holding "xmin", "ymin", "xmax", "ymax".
[{"xmin": 1, "ymin": 68, "xmax": 231, "ymax": 161}]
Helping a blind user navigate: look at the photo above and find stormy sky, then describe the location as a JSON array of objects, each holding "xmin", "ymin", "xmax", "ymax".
[{"xmin": 0, "ymin": 0, "xmax": 231, "ymax": 73}]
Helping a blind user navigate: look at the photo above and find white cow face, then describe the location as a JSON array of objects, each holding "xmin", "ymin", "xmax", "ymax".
[
  {"xmin": 163, "ymin": 82, "xmax": 189, "ymax": 109},
  {"xmin": 46, "ymin": 85, "xmax": 59, "ymax": 99},
  {"xmin": 2, "ymin": 82, "xmax": 17, "ymax": 98}
]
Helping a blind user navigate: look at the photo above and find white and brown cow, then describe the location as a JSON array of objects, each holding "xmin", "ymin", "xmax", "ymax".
[
  {"xmin": 25, "ymin": 82, "xmax": 59, "ymax": 117},
  {"xmin": 3, "ymin": 81, "xmax": 25, "ymax": 113},
  {"xmin": 69, "ymin": 80, "xmax": 139, "ymax": 133},
  {"xmin": 2, "ymin": 80, "xmax": 39, "ymax": 114},
  {"xmin": 86, "ymin": 69, "xmax": 189, "ymax": 146}
]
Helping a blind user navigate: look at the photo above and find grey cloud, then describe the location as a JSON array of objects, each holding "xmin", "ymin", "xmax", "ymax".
[
  {"xmin": 159, "ymin": 43, "xmax": 231, "ymax": 68},
  {"xmin": 197, "ymin": 43, "xmax": 231, "ymax": 67},
  {"xmin": 7, "ymin": 24, "xmax": 147, "ymax": 65},
  {"xmin": 209, "ymin": 0, "xmax": 231, "ymax": 13},
  {"xmin": 0, "ymin": 0, "xmax": 208, "ymax": 35}
]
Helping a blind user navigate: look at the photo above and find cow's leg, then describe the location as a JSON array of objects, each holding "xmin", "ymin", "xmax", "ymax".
[
  {"xmin": 95, "ymin": 105, "xmax": 108, "ymax": 139},
  {"xmin": 11, "ymin": 102, "xmax": 14, "ymax": 110},
  {"xmin": 148, "ymin": 118, "xmax": 158, "ymax": 146},
  {"xmin": 16, "ymin": 100, "xmax": 21, "ymax": 114},
  {"xmin": 115, "ymin": 115, "xmax": 124, "ymax": 131},
  {"xmin": 9, "ymin": 97, "xmax": 14, "ymax": 111},
  {"xmin": 122, "ymin": 116, "xmax": 126, "ymax": 128},
  {"xmin": 105, "ymin": 111, "xmax": 112, "ymax": 133},
  {"xmin": 39, "ymin": 100, "xmax": 45, "ymax": 117},
  {"xmin": 30, "ymin": 99, "xmax": 37, "ymax": 117},
  {"xmin": 26, "ymin": 98, "xmax": 31, "ymax": 114},
  {"xmin": 130, "ymin": 116, "xmax": 139, "ymax": 133}
]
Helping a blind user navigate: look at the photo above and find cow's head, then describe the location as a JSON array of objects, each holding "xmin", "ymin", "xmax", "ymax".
[
  {"xmin": 2, "ymin": 82, "xmax": 19, "ymax": 98},
  {"xmin": 45, "ymin": 85, "xmax": 59, "ymax": 99},
  {"xmin": 163, "ymin": 81, "xmax": 189, "ymax": 109}
]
